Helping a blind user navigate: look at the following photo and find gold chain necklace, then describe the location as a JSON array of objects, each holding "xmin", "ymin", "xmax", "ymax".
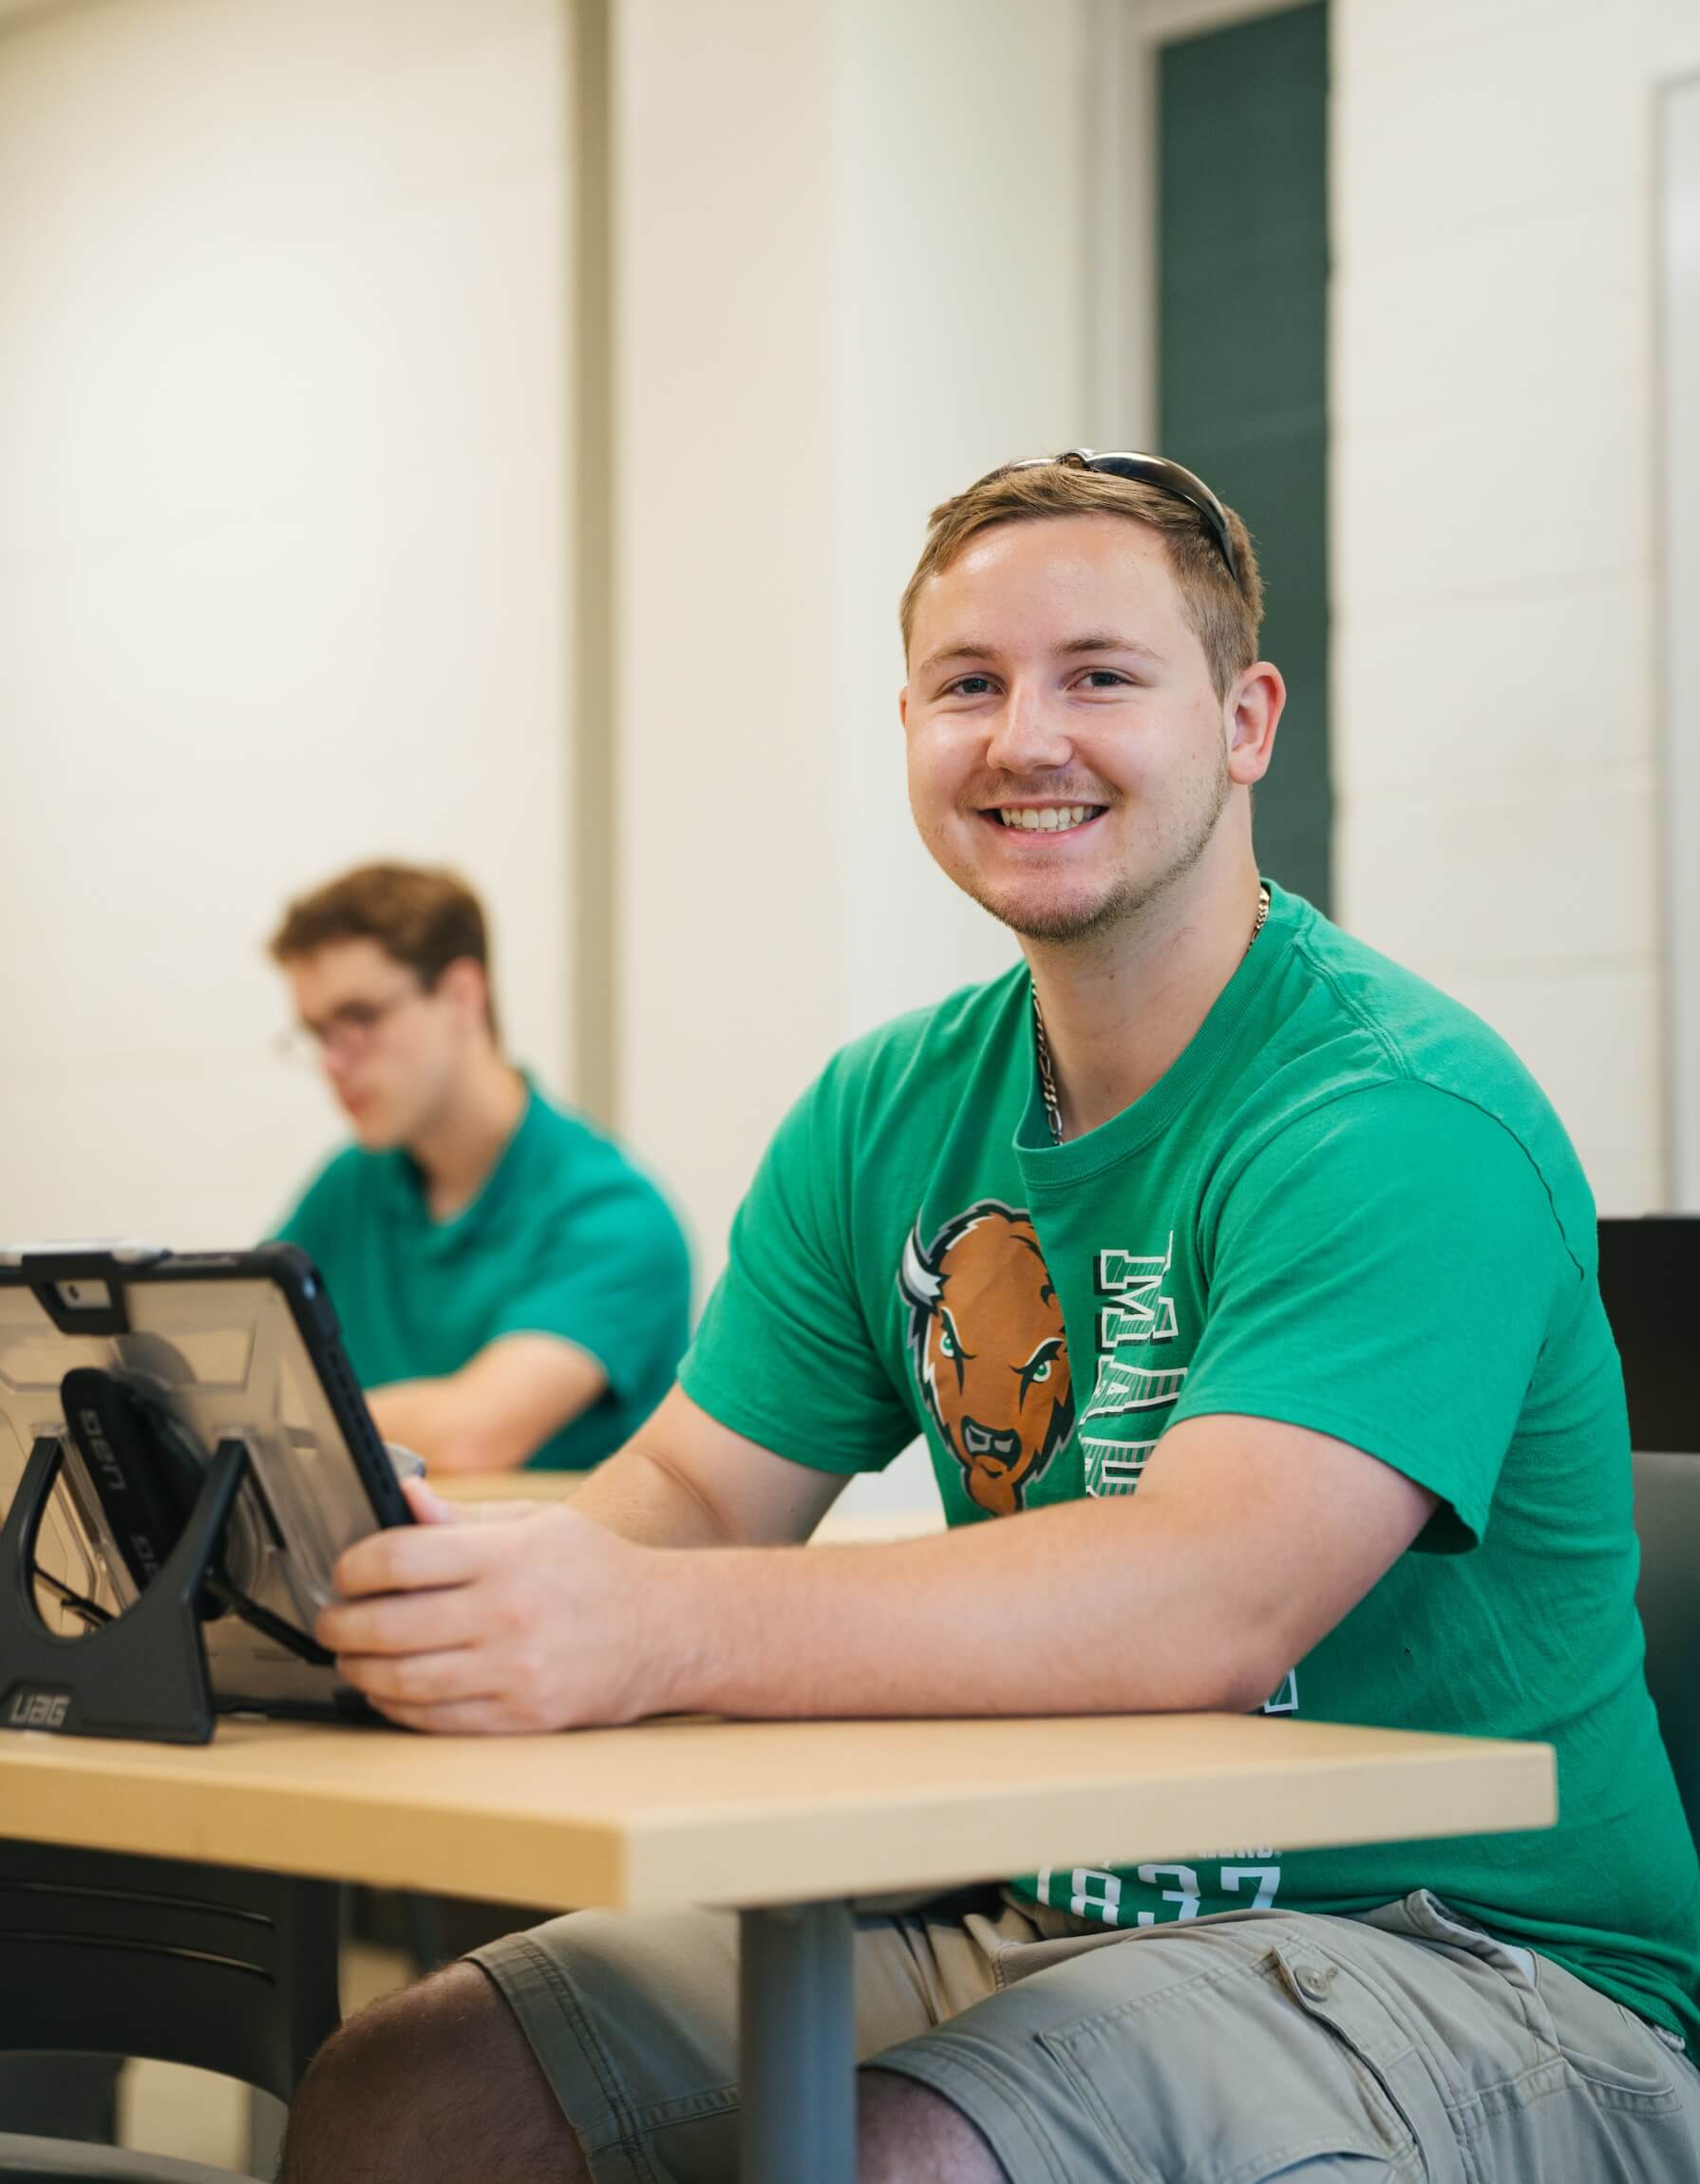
[{"xmin": 1032, "ymin": 881, "xmax": 1271, "ymax": 1148}]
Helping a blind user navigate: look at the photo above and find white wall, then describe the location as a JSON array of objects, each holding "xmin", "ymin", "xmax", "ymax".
[
  {"xmin": 613, "ymin": 0, "xmax": 844, "ymax": 1285},
  {"xmin": 614, "ymin": 0, "xmax": 1091, "ymax": 1512},
  {"xmin": 832, "ymin": 0, "xmax": 1090, "ymax": 1045},
  {"xmin": 0, "ymin": 0, "xmax": 576, "ymax": 1244},
  {"xmin": 614, "ymin": 0, "xmax": 1090, "ymax": 1274},
  {"xmin": 1332, "ymin": 0, "xmax": 1700, "ymax": 1214}
]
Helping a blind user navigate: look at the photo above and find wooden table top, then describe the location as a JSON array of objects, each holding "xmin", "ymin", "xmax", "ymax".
[
  {"xmin": 430, "ymin": 1469, "xmax": 942, "ymax": 1545},
  {"xmin": 0, "ymin": 1709, "xmax": 1554, "ymax": 1915},
  {"xmin": 431, "ymin": 1471, "xmax": 591, "ymax": 1502}
]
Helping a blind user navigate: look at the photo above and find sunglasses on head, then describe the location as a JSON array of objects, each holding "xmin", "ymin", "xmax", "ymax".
[{"xmin": 978, "ymin": 448, "xmax": 1239, "ymax": 587}]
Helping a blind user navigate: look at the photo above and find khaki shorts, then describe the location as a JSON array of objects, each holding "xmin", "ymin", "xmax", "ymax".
[{"xmin": 470, "ymin": 1887, "xmax": 1700, "ymax": 2182}]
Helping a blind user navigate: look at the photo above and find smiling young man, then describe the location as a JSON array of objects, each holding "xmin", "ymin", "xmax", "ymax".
[
  {"xmin": 271, "ymin": 863, "xmax": 689, "ymax": 1474},
  {"xmin": 282, "ymin": 461, "xmax": 1700, "ymax": 2184}
]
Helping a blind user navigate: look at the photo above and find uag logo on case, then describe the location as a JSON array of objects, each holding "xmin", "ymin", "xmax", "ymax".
[
  {"xmin": 77, "ymin": 1405, "xmax": 127, "ymax": 1495},
  {"xmin": 5, "ymin": 1687, "xmax": 71, "ymax": 1731}
]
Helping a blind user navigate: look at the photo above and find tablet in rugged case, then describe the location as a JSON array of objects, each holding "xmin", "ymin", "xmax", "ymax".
[{"xmin": 0, "ymin": 1242, "xmax": 412, "ymax": 1720}]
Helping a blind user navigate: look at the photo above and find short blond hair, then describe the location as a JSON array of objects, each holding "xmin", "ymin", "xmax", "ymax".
[{"xmin": 899, "ymin": 456, "xmax": 1262, "ymax": 700}]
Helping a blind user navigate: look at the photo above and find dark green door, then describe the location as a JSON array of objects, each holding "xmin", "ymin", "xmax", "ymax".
[{"xmin": 1160, "ymin": 1, "xmax": 1330, "ymax": 910}]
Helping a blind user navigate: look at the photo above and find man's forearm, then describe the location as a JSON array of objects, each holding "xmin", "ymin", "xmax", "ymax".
[
  {"xmin": 649, "ymin": 1496, "xmax": 1297, "ymax": 1722},
  {"xmin": 328, "ymin": 1411, "xmax": 1430, "ymax": 1736},
  {"xmin": 368, "ymin": 1379, "xmax": 520, "ymax": 1473},
  {"xmin": 369, "ymin": 1335, "xmax": 606, "ymax": 1475}
]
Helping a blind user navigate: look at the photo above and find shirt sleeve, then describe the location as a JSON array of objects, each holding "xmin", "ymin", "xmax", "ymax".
[
  {"xmin": 489, "ymin": 1171, "xmax": 692, "ymax": 1403},
  {"xmin": 678, "ymin": 1065, "xmax": 916, "ymax": 1473},
  {"xmin": 1168, "ymin": 1080, "xmax": 1583, "ymax": 1551}
]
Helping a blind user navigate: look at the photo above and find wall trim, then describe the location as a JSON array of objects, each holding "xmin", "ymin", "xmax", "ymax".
[
  {"xmin": 570, "ymin": 0, "xmax": 618, "ymax": 1125},
  {"xmin": 1659, "ymin": 69, "xmax": 1700, "ymax": 1206}
]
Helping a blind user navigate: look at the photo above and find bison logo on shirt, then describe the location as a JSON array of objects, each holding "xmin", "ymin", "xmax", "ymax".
[{"xmin": 899, "ymin": 1201, "xmax": 1074, "ymax": 1517}]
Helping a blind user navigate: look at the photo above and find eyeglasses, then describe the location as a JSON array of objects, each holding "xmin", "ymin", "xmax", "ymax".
[
  {"xmin": 274, "ymin": 986, "xmax": 424, "ymax": 1066},
  {"xmin": 980, "ymin": 448, "xmax": 1239, "ymax": 587}
]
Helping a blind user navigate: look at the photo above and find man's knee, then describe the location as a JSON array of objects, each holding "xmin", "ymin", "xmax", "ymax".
[
  {"xmin": 281, "ymin": 1959, "xmax": 581, "ymax": 2184},
  {"xmin": 857, "ymin": 2067, "xmax": 1010, "ymax": 2184}
]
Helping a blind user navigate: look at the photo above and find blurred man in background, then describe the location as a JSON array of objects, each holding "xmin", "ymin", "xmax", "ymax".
[{"xmin": 270, "ymin": 862, "xmax": 689, "ymax": 1473}]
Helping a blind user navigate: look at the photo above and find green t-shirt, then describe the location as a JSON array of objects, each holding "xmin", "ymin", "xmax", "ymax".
[
  {"xmin": 277, "ymin": 1081, "xmax": 690, "ymax": 1469},
  {"xmin": 680, "ymin": 881, "xmax": 1700, "ymax": 2044}
]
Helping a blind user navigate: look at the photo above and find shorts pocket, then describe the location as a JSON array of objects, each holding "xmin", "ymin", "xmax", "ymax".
[
  {"xmin": 1403, "ymin": 1891, "xmax": 1687, "ymax": 2117},
  {"xmin": 1033, "ymin": 1945, "xmax": 1421, "ymax": 2184},
  {"xmin": 1554, "ymin": 2001, "xmax": 1688, "ymax": 2115}
]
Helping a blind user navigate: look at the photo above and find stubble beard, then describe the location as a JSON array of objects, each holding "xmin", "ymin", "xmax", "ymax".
[{"xmin": 954, "ymin": 741, "xmax": 1234, "ymax": 946}]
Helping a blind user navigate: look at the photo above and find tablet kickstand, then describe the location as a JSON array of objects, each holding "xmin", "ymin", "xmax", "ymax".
[{"xmin": 0, "ymin": 1435, "xmax": 251, "ymax": 1744}]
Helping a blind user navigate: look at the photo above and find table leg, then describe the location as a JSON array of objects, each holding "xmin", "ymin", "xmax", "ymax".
[{"xmin": 739, "ymin": 1899, "xmax": 855, "ymax": 2184}]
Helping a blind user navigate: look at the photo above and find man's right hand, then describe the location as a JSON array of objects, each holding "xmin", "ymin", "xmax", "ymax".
[
  {"xmin": 320, "ymin": 1494, "xmax": 689, "ymax": 1733},
  {"xmin": 318, "ymin": 1389, "xmax": 852, "ymax": 1733}
]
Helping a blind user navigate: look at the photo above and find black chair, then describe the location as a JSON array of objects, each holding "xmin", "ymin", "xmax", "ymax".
[
  {"xmin": 1598, "ymin": 1216, "xmax": 1700, "ymax": 1838},
  {"xmin": 1597, "ymin": 1217, "xmax": 1700, "ymax": 1456},
  {"xmin": 1634, "ymin": 1449, "xmax": 1700, "ymax": 1846},
  {"xmin": 0, "ymin": 1842, "xmax": 340, "ymax": 2181}
]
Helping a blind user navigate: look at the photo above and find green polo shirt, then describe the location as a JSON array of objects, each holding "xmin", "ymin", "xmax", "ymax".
[{"xmin": 276, "ymin": 1082, "xmax": 690, "ymax": 1469}]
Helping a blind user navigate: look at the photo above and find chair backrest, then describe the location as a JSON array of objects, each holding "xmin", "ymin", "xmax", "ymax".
[
  {"xmin": 1598, "ymin": 1217, "xmax": 1700, "ymax": 1454},
  {"xmin": 0, "ymin": 1840, "xmax": 339, "ymax": 2105},
  {"xmin": 1634, "ymin": 1449, "xmax": 1700, "ymax": 1845}
]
